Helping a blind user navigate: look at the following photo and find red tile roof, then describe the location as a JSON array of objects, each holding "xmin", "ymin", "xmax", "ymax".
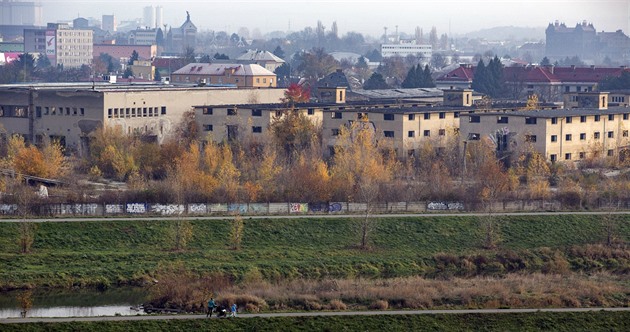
[
  {"xmin": 438, "ymin": 65, "xmax": 474, "ymax": 82},
  {"xmin": 437, "ymin": 65, "xmax": 630, "ymax": 84}
]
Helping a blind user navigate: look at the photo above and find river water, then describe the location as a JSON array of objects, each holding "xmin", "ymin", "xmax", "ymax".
[{"xmin": 0, "ymin": 287, "xmax": 149, "ymax": 318}]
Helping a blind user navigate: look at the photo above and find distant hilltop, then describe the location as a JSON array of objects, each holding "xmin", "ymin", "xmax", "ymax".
[{"xmin": 462, "ymin": 26, "xmax": 546, "ymax": 41}]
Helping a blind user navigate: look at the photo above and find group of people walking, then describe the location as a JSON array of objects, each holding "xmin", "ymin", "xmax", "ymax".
[{"xmin": 206, "ymin": 298, "xmax": 237, "ymax": 318}]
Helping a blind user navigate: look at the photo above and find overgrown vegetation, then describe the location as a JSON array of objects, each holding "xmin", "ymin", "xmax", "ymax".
[{"xmin": 3, "ymin": 90, "xmax": 630, "ymax": 209}]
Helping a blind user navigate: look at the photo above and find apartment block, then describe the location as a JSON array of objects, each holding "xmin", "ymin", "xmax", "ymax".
[{"xmin": 459, "ymin": 96, "xmax": 630, "ymax": 162}]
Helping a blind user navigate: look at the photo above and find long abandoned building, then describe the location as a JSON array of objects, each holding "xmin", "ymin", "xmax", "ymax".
[
  {"xmin": 2, "ymin": 81, "xmax": 630, "ymax": 163},
  {"xmin": 0, "ymin": 83, "xmax": 285, "ymax": 154}
]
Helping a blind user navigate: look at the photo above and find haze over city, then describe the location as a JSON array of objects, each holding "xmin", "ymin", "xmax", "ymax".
[{"xmin": 41, "ymin": 0, "xmax": 630, "ymax": 37}]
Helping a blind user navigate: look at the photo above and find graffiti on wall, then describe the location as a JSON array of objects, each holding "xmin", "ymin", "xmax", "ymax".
[
  {"xmin": 0, "ymin": 204, "xmax": 17, "ymax": 214},
  {"xmin": 290, "ymin": 203, "xmax": 308, "ymax": 213},
  {"xmin": 105, "ymin": 204, "xmax": 123, "ymax": 214},
  {"xmin": 427, "ymin": 202, "xmax": 464, "ymax": 210},
  {"xmin": 248, "ymin": 203, "xmax": 267, "ymax": 213},
  {"xmin": 188, "ymin": 204, "xmax": 207, "ymax": 214},
  {"xmin": 228, "ymin": 204, "xmax": 248, "ymax": 214},
  {"xmin": 308, "ymin": 202, "xmax": 344, "ymax": 213},
  {"xmin": 152, "ymin": 204, "xmax": 184, "ymax": 215},
  {"xmin": 126, "ymin": 203, "xmax": 147, "ymax": 214}
]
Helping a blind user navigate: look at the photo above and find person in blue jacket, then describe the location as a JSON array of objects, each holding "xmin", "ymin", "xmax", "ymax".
[
  {"xmin": 206, "ymin": 298, "xmax": 216, "ymax": 317},
  {"xmin": 230, "ymin": 303, "xmax": 237, "ymax": 317}
]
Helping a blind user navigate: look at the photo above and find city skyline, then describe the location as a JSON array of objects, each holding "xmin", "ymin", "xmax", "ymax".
[{"xmin": 40, "ymin": 0, "xmax": 630, "ymax": 38}]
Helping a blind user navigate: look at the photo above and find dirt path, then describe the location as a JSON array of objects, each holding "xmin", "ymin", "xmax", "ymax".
[{"xmin": 3, "ymin": 307, "xmax": 630, "ymax": 324}]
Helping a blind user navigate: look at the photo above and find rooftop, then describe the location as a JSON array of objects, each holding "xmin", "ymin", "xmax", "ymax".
[
  {"xmin": 0, "ymin": 82, "xmax": 244, "ymax": 93},
  {"xmin": 437, "ymin": 65, "xmax": 630, "ymax": 84},
  {"xmin": 462, "ymin": 107, "xmax": 630, "ymax": 118},
  {"xmin": 172, "ymin": 63, "xmax": 275, "ymax": 76},
  {"xmin": 236, "ymin": 50, "xmax": 285, "ymax": 63}
]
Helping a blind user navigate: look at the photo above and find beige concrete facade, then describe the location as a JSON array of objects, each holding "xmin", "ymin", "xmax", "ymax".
[
  {"xmin": 195, "ymin": 104, "xmax": 323, "ymax": 143},
  {"xmin": 54, "ymin": 27, "xmax": 93, "ymax": 68},
  {"xmin": 322, "ymin": 107, "xmax": 463, "ymax": 158},
  {"xmin": 193, "ymin": 89, "xmax": 562, "ymax": 159},
  {"xmin": 459, "ymin": 108, "xmax": 630, "ymax": 162},
  {"xmin": 129, "ymin": 60, "xmax": 155, "ymax": 80},
  {"xmin": 0, "ymin": 84, "xmax": 285, "ymax": 154},
  {"xmin": 171, "ymin": 63, "xmax": 277, "ymax": 88}
]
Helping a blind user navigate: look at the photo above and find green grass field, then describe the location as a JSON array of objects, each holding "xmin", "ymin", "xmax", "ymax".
[
  {"xmin": 0, "ymin": 215, "xmax": 629, "ymax": 289},
  {"xmin": 3, "ymin": 311, "xmax": 630, "ymax": 332}
]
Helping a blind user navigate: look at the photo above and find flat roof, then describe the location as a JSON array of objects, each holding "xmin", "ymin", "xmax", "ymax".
[
  {"xmin": 461, "ymin": 107, "xmax": 630, "ymax": 118},
  {"xmin": 193, "ymin": 99, "xmax": 439, "ymax": 110},
  {"xmin": 0, "ymin": 82, "xmax": 255, "ymax": 93}
]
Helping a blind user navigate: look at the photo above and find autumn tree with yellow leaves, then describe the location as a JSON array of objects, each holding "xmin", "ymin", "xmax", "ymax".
[
  {"xmin": 3, "ymin": 135, "xmax": 65, "ymax": 179},
  {"xmin": 331, "ymin": 121, "xmax": 398, "ymax": 249}
]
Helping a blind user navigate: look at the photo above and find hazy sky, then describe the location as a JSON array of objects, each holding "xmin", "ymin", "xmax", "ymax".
[{"xmin": 41, "ymin": 0, "xmax": 630, "ymax": 37}]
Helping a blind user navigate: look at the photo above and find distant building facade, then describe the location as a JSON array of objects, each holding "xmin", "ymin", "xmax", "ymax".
[
  {"xmin": 72, "ymin": 17, "xmax": 89, "ymax": 29},
  {"xmin": 143, "ymin": 6, "xmax": 156, "ymax": 28},
  {"xmin": 172, "ymin": 63, "xmax": 277, "ymax": 88},
  {"xmin": 93, "ymin": 44, "xmax": 157, "ymax": 62},
  {"xmin": 102, "ymin": 15, "xmax": 116, "ymax": 33},
  {"xmin": 128, "ymin": 28, "xmax": 161, "ymax": 46},
  {"xmin": 166, "ymin": 12, "xmax": 196, "ymax": 53},
  {"xmin": 381, "ymin": 39, "xmax": 432, "ymax": 59},
  {"xmin": 46, "ymin": 23, "xmax": 93, "ymax": 68},
  {"xmin": 24, "ymin": 23, "xmax": 93, "ymax": 68},
  {"xmin": 0, "ymin": 0, "xmax": 42, "ymax": 26},
  {"xmin": 437, "ymin": 64, "xmax": 630, "ymax": 102},
  {"xmin": 545, "ymin": 21, "xmax": 630, "ymax": 62},
  {"xmin": 235, "ymin": 50, "xmax": 285, "ymax": 72}
]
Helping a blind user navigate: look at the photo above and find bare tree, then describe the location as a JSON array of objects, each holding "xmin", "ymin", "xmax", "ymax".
[
  {"xmin": 167, "ymin": 169, "xmax": 193, "ymax": 251},
  {"xmin": 229, "ymin": 214, "xmax": 244, "ymax": 250},
  {"xmin": 601, "ymin": 210, "xmax": 622, "ymax": 247},
  {"xmin": 356, "ymin": 176, "xmax": 380, "ymax": 250},
  {"xmin": 13, "ymin": 182, "xmax": 37, "ymax": 254}
]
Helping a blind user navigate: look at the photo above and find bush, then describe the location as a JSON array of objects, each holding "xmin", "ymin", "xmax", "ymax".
[
  {"xmin": 328, "ymin": 299, "xmax": 347, "ymax": 310},
  {"xmin": 369, "ymin": 300, "xmax": 389, "ymax": 310},
  {"xmin": 218, "ymin": 294, "xmax": 268, "ymax": 312}
]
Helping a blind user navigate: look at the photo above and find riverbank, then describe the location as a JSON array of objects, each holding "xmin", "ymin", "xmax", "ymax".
[
  {"xmin": 1, "ymin": 215, "xmax": 629, "ymax": 290},
  {"xmin": 3, "ymin": 311, "xmax": 630, "ymax": 331}
]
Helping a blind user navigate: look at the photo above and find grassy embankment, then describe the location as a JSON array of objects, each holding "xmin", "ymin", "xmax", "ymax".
[
  {"xmin": 3, "ymin": 311, "xmax": 630, "ymax": 332},
  {"xmin": 1, "ymin": 215, "xmax": 630, "ymax": 310}
]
